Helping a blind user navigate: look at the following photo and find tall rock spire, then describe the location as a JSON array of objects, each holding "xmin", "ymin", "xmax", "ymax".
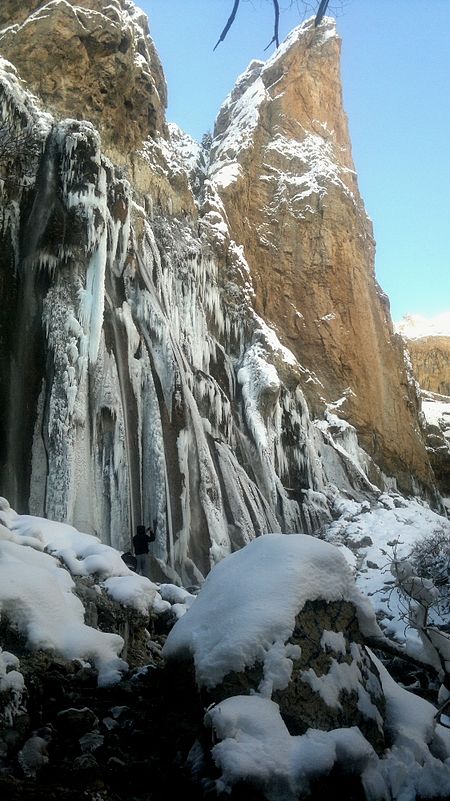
[{"xmin": 207, "ymin": 17, "xmax": 434, "ymax": 493}]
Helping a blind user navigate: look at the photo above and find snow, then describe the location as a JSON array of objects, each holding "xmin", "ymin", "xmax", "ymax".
[
  {"xmin": 210, "ymin": 61, "xmax": 266, "ymax": 190},
  {"xmin": 266, "ymin": 16, "xmax": 337, "ymax": 66},
  {"xmin": 208, "ymin": 14, "xmax": 353, "ymax": 223},
  {"xmin": 0, "ymin": 498, "xmax": 175, "ymax": 683},
  {"xmin": 0, "ymin": 535, "xmax": 127, "ymax": 686},
  {"xmin": 301, "ymin": 642, "xmax": 383, "ymax": 727},
  {"xmin": 324, "ymin": 494, "xmax": 450, "ymax": 649},
  {"xmin": 0, "ymin": 648, "xmax": 25, "ymax": 727},
  {"xmin": 167, "ymin": 124, "xmax": 200, "ymax": 167},
  {"xmin": 162, "ymin": 533, "xmax": 380, "ymax": 689},
  {"xmin": 262, "ymin": 131, "xmax": 356, "ymax": 211},
  {"xmin": 395, "ymin": 312, "xmax": 450, "ymax": 339},
  {"xmin": 205, "ymin": 695, "xmax": 375, "ymax": 801},
  {"xmin": 321, "ymin": 629, "xmax": 347, "ymax": 656},
  {"xmin": 102, "ymin": 575, "xmax": 158, "ymax": 615},
  {"xmin": 1, "ymin": 501, "xmax": 133, "ymax": 580},
  {"xmin": 368, "ymin": 653, "xmax": 450, "ymax": 800},
  {"xmin": 202, "ymin": 648, "xmax": 450, "ymax": 801},
  {"xmin": 162, "ymin": 480, "xmax": 449, "ymax": 801},
  {"xmin": 0, "ymin": 497, "xmax": 170, "ymax": 609},
  {"xmin": 421, "ymin": 392, "xmax": 450, "ymax": 434}
]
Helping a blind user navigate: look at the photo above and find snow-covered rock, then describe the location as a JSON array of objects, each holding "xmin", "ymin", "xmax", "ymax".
[{"xmin": 164, "ymin": 530, "xmax": 450, "ymax": 799}]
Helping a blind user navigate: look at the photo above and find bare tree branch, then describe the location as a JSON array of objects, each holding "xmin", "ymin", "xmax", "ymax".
[
  {"xmin": 214, "ymin": 0, "xmax": 341, "ymax": 53},
  {"xmin": 213, "ymin": 0, "xmax": 240, "ymax": 51},
  {"xmin": 363, "ymin": 634, "xmax": 440, "ymax": 676},
  {"xmin": 315, "ymin": 0, "xmax": 331, "ymax": 26},
  {"xmin": 264, "ymin": 0, "xmax": 280, "ymax": 50}
]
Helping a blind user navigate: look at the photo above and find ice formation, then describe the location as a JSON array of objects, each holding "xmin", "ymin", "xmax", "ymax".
[{"xmin": 0, "ymin": 41, "xmax": 402, "ymax": 585}]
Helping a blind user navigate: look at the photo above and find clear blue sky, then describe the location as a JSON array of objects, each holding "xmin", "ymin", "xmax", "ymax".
[{"xmin": 141, "ymin": 1, "xmax": 450, "ymax": 321}]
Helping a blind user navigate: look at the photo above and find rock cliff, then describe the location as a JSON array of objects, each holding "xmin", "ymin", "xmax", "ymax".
[
  {"xmin": 0, "ymin": 1, "xmax": 443, "ymax": 584},
  {"xmin": 403, "ymin": 336, "xmax": 450, "ymax": 397},
  {"xmin": 206, "ymin": 21, "xmax": 432, "ymax": 493},
  {"xmin": 0, "ymin": 0, "xmax": 167, "ymax": 159},
  {"xmin": 395, "ymin": 315, "xmax": 450, "ymax": 501}
]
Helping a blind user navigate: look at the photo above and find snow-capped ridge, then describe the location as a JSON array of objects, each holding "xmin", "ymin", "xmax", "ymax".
[{"xmin": 395, "ymin": 312, "xmax": 450, "ymax": 340}]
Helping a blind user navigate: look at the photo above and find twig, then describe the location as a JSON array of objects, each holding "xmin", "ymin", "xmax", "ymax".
[
  {"xmin": 315, "ymin": 0, "xmax": 330, "ymax": 26},
  {"xmin": 364, "ymin": 634, "xmax": 440, "ymax": 676},
  {"xmin": 213, "ymin": 0, "xmax": 240, "ymax": 51},
  {"xmin": 264, "ymin": 0, "xmax": 280, "ymax": 50}
]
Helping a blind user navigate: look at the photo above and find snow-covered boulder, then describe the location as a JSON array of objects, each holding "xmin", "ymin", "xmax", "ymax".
[
  {"xmin": 163, "ymin": 533, "xmax": 450, "ymax": 799},
  {"xmin": 0, "ymin": 499, "xmax": 173, "ymax": 686},
  {"xmin": 163, "ymin": 533, "xmax": 386, "ymax": 753}
]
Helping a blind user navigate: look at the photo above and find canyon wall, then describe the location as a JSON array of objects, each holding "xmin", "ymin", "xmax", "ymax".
[{"xmin": 0, "ymin": 1, "xmax": 440, "ymax": 582}]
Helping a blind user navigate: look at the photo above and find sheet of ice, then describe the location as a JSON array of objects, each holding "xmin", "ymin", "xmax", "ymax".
[
  {"xmin": 163, "ymin": 533, "xmax": 380, "ymax": 689},
  {"xmin": 395, "ymin": 312, "xmax": 450, "ymax": 339}
]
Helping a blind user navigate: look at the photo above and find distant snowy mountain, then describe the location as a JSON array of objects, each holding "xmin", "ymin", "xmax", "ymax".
[{"xmin": 396, "ymin": 311, "xmax": 450, "ymax": 339}]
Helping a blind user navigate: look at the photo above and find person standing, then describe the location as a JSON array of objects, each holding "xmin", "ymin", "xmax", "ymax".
[{"xmin": 132, "ymin": 525, "xmax": 153, "ymax": 575}]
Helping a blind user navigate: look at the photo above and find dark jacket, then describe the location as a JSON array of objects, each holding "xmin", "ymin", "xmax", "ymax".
[{"xmin": 133, "ymin": 527, "xmax": 153, "ymax": 555}]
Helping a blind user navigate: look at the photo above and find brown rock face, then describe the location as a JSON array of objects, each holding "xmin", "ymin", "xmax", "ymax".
[
  {"xmin": 208, "ymin": 19, "xmax": 433, "ymax": 494},
  {"xmin": 397, "ymin": 334, "xmax": 450, "ymax": 498},
  {"xmin": 406, "ymin": 336, "xmax": 450, "ymax": 396},
  {"xmin": 0, "ymin": 0, "xmax": 167, "ymax": 157}
]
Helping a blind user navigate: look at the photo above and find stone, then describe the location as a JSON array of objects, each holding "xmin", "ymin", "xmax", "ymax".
[
  {"xmin": 347, "ymin": 535, "xmax": 373, "ymax": 550},
  {"xmin": 405, "ymin": 336, "xmax": 450, "ymax": 396},
  {"xmin": 56, "ymin": 707, "xmax": 99, "ymax": 736},
  {"xmin": 102, "ymin": 716, "xmax": 118, "ymax": 732},
  {"xmin": 79, "ymin": 731, "xmax": 104, "ymax": 753},
  {"xmin": 0, "ymin": 0, "xmax": 167, "ymax": 159},
  {"xmin": 17, "ymin": 733, "xmax": 50, "ymax": 777},
  {"xmin": 204, "ymin": 599, "xmax": 386, "ymax": 754},
  {"xmin": 70, "ymin": 753, "xmax": 103, "ymax": 787},
  {"xmin": 208, "ymin": 19, "xmax": 435, "ymax": 496}
]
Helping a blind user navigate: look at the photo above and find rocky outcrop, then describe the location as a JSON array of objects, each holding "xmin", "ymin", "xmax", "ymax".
[
  {"xmin": 395, "ymin": 318, "xmax": 450, "ymax": 500},
  {"xmin": 201, "ymin": 598, "xmax": 385, "ymax": 754},
  {"xmin": 0, "ymin": 23, "xmax": 395, "ymax": 584},
  {"xmin": 420, "ymin": 390, "xmax": 450, "ymax": 500},
  {"xmin": 405, "ymin": 336, "xmax": 450, "ymax": 397},
  {"xmin": 0, "ymin": 0, "xmax": 167, "ymax": 159},
  {"xmin": 206, "ymin": 20, "xmax": 434, "ymax": 495}
]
